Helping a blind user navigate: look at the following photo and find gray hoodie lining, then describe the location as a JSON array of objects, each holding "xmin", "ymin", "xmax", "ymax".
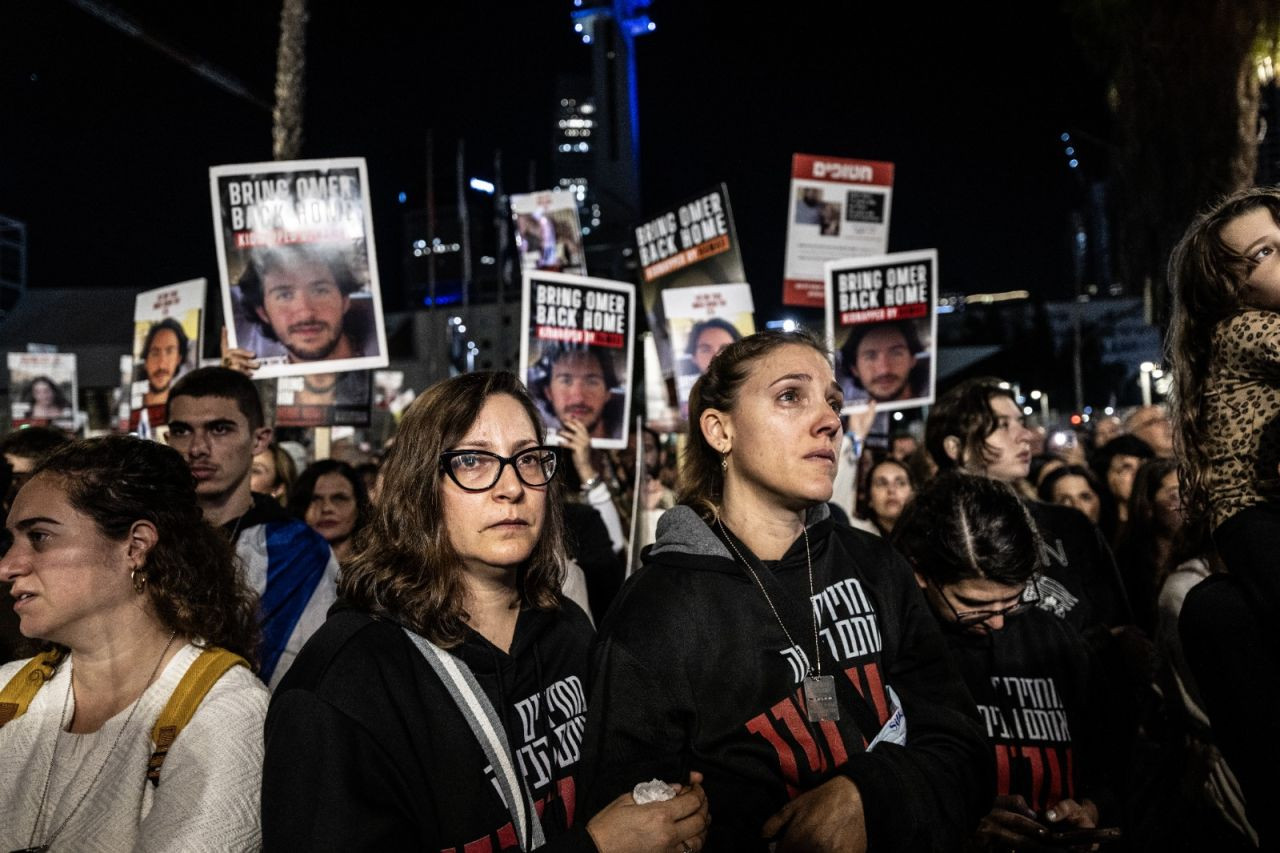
[{"xmin": 647, "ymin": 502, "xmax": 832, "ymax": 560}]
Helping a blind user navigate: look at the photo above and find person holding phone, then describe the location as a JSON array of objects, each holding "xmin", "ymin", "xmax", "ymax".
[{"xmin": 894, "ymin": 471, "xmax": 1114, "ymax": 851}]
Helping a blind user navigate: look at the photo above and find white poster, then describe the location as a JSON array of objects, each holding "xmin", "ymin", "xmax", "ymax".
[
  {"xmin": 825, "ymin": 250, "xmax": 938, "ymax": 414},
  {"xmin": 210, "ymin": 157, "xmax": 389, "ymax": 380},
  {"xmin": 510, "ymin": 189, "xmax": 587, "ymax": 275},
  {"xmin": 661, "ymin": 283, "xmax": 755, "ymax": 417},
  {"xmin": 784, "ymin": 153, "xmax": 894, "ymax": 307},
  {"xmin": 130, "ymin": 278, "xmax": 205, "ymax": 427},
  {"xmin": 9, "ymin": 352, "xmax": 77, "ymax": 430},
  {"xmin": 520, "ymin": 270, "xmax": 636, "ymax": 450}
]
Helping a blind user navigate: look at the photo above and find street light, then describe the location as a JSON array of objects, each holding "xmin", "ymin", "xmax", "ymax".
[{"xmin": 1029, "ymin": 390, "xmax": 1049, "ymax": 422}]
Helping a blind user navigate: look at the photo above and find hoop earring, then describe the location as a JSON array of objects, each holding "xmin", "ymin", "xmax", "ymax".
[{"xmin": 131, "ymin": 569, "xmax": 148, "ymax": 594}]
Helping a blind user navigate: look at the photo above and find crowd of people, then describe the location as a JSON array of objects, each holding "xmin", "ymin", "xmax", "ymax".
[{"xmin": 0, "ymin": 186, "xmax": 1278, "ymax": 851}]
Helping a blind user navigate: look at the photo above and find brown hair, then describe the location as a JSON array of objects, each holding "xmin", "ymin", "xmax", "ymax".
[
  {"xmin": 1167, "ymin": 187, "xmax": 1280, "ymax": 526},
  {"xmin": 339, "ymin": 371, "xmax": 565, "ymax": 647},
  {"xmin": 677, "ymin": 329, "xmax": 830, "ymax": 520},
  {"xmin": 262, "ymin": 442, "xmax": 298, "ymax": 506},
  {"xmin": 925, "ymin": 377, "xmax": 1017, "ymax": 471},
  {"xmin": 858, "ymin": 454, "xmax": 916, "ymax": 532},
  {"xmin": 31, "ymin": 436, "xmax": 260, "ymax": 672}
]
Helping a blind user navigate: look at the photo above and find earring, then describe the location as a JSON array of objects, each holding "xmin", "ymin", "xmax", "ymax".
[
  {"xmin": 131, "ymin": 569, "xmax": 147, "ymax": 594},
  {"xmin": 721, "ymin": 454, "xmax": 729, "ymax": 472}
]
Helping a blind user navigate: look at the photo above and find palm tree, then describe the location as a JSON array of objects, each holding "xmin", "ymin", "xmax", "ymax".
[
  {"xmin": 272, "ymin": 0, "xmax": 309, "ymax": 161},
  {"xmin": 1073, "ymin": 0, "xmax": 1279, "ymax": 326}
]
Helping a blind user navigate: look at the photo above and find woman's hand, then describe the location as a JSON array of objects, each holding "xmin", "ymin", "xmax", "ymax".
[
  {"xmin": 559, "ymin": 418, "xmax": 599, "ymax": 485},
  {"xmin": 972, "ymin": 794, "xmax": 1103, "ymax": 852},
  {"xmin": 586, "ymin": 772, "xmax": 709, "ymax": 853},
  {"xmin": 847, "ymin": 400, "xmax": 878, "ymax": 444},
  {"xmin": 1043, "ymin": 798, "xmax": 1100, "ymax": 851},
  {"xmin": 220, "ymin": 326, "xmax": 259, "ymax": 375},
  {"xmin": 642, "ymin": 477, "xmax": 666, "ymax": 511},
  {"xmin": 762, "ymin": 776, "xmax": 867, "ymax": 853}
]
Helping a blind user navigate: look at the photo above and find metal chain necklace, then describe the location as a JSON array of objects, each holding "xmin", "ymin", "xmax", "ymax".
[
  {"xmin": 18, "ymin": 630, "xmax": 179, "ymax": 853},
  {"xmin": 717, "ymin": 518, "xmax": 838, "ymax": 722}
]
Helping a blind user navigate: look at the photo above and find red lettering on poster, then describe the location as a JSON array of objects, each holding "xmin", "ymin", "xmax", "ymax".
[{"xmin": 535, "ymin": 327, "xmax": 624, "ymax": 348}]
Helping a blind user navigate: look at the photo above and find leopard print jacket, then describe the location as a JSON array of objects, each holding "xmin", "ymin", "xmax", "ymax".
[{"xmin": 1204, "ymin": 309, "xmax": 1280, "ymax": 528}]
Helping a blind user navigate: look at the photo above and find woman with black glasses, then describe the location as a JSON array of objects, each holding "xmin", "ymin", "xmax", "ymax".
[
  {"xmin": 894, "ymin": 470, "xmax": 1110, "ymax": 851},
  {"xmin": 261, "ymin": 371, "xmax": 708, "ymax": 852}
]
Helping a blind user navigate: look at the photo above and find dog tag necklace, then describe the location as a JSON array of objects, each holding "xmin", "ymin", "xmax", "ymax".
[{"xmin": 718, "ymin": 519, "xmax": 838, "ymax": 722}]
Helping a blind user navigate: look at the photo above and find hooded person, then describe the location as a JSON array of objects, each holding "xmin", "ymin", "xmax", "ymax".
[
  {"xmin": 893, "ymin": 471, "xmax": 1110, "ymax": 850},
  {"xmin": 261, "ymin": 371, "xmax": 708, "ymax": 852},
  {"xmin": 578, "ymin": 330, "xmax": 990, "ymax": 852}
]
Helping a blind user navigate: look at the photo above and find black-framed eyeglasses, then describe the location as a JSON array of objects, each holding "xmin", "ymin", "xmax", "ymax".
[
  {"xmin": 928, "ymin": 576, "xmax": 1039, "ymax": 627},
  {"xmin": 438, "ymin": 446, "xmax": 559, "ymax": 491}
]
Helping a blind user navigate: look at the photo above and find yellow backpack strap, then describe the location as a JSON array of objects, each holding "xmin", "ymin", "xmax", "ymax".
[
  {"xmin": 0, "ymin": 650, "xmax": 62, "ymax": 727},
  {"xmin": 147, "ymin": 647, "xmax": 249, "ymax": 787}
]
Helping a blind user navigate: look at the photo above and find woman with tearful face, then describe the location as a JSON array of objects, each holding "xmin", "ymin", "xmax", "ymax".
[
  {"xmin": 261, "ymin": 371, "xmax": 708, "ymax": 853},
  {"xmin": 578, "ymin": 331, "xmax": 989, "ymax": 852}
]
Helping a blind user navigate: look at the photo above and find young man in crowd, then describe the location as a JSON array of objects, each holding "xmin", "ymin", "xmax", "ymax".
[{"xmin": 166, "ymin": 367, "xmax": 339, "ymax": 688}]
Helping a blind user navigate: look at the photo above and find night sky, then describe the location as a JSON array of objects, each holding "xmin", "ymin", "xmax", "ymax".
[{"xmin": 2, "ymin": 1, "xmax": 1110, "ymax": 321}]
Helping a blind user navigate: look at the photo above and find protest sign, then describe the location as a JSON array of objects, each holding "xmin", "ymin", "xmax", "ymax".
[
  {"xmin": 520, "ymin": 270, "xmax": 635, "ymax": 449},
  {"xmin": 510, "ymin": 189, "xmax": 587, "ymax": 275},
  {"xmin": 9, "ymin": 352, "xmax": 76, "ymax": 430},
  {"xmin": 115, "ymin": 355, "xmax": 132, "ymax": 433},
  {"xmin": 826, "ymin": 249, "xmax": 937, "ymax": 413},
  {"xmin": 130, "ymin": 278, "xmax": 205, "ymax": 428},
  {"xmin": 784, "ymin": 154, "xmax": 894, "ymax": 307},
  {"xmin": 661, "ymin": 283, "xmax": 755, "ymax": 416},
  {"xmin": 634, "ymin": 184, "xmax": 746, "ymax": 378},
  {"xmin": 373, "ymin": 369, "xmax": 416, "ymax": 417},
  {"xmin": 274, "ymin": 370, "xmax": 372, "ymax": 428},
  {"xmin": 210, "ymin": 157, "xmax": 389, "ymax": 380}
]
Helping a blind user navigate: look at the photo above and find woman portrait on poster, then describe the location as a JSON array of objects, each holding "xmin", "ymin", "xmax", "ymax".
[{"xmin": 22, "ymin": 376, "xmax": 71, "ymax": 420}]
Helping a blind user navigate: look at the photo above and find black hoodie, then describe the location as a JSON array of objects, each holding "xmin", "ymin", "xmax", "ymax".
[
  {"xmin": 578, "ymin": 506, "xmax": 992, "ymax": 852},
  {"xmin": 262, "ymin": 602, "xmax": 597, "ymax": 852},
  {"xmin": 1022, "ymin": 500, "xmax": 1131, "ymax": 634},
  {"xmin": 937, "ymin": 607, "xmax": 1107, "ymax": 818}
]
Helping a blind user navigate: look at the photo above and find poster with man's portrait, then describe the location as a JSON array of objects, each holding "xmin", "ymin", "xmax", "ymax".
[
  {"xmin": 9, "ymin": 352, "xmax": 77, "ymax": 430},
  {"xmin": 661, "ymin": 283, "xmax": 755, "ymax": 417},
  {"xmin": 825, "ymin": 250, "xmax": 938, "ymax": 414},
  {"xmin": 520, "ymin": 270, "xmax": 635, "ymax": 450},
  {"xmin": 210, "ymin": 157, "xmax": 390, "ymax": 380},
  {"xmin": 510, "ymin": 189, "xmax": 586, "ymax": 275},
  {"xmin": 130, "ymin": 278, "xmax": 204, "ymax": 428},
  {"xmin": 274, "ymin": 370, "xmax": 372, "ymax": 428}
]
